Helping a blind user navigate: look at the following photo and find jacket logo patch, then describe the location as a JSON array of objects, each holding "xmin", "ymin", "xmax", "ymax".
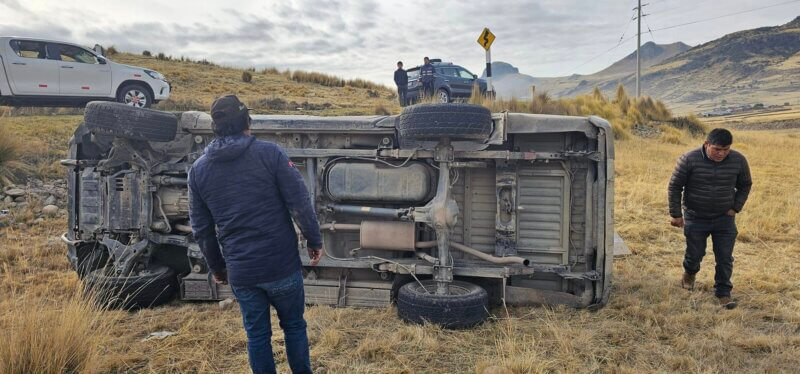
[{"xmin": 288, "ymin": 161, "xmax": 295, "ymax": 168}]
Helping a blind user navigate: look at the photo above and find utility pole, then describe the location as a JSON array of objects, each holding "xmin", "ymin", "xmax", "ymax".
[{"xmin": 634, "ymin": 1, "xmax": 648, "ymax": 97}]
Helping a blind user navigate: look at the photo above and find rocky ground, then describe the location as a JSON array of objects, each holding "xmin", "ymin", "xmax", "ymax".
[{"xmin": 0, "ymin": 178, "xmax": 69, "ymax": 231}]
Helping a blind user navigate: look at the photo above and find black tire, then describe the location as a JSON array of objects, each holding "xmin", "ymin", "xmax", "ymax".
[
  {"xmin": 436, "ymin": 88, "xmax": 450, "ymax": 103},
  {"xmin": 117, "ymin": 83, "xmax": 154, "ymax": 108},
  {"xmin": 397, "ymin": 279, "xmax": 488, "ymax": 329},
  {"xmin": 84, "ymin": 265, "xmax": 178, "ymax": 309},
  {"xmin": 397, "ymin": 103, "xmax": 492, "ymax": 141},
  {"xmin": 75, "ymin": 243, "xmax": 109, "ymax": 279},
  {"xmin": 84, "ymin": 101, "xmax": 178, "ymax": 142}
]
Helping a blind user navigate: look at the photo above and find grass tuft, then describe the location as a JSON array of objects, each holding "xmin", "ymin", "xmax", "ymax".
[{"xmin": 469, "ymin": 84, "xmax": 706, "ymax": 139}]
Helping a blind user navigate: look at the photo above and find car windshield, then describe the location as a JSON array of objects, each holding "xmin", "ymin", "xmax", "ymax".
[{"xmin": 408, "ymin": 69, "xmax": 420, "ymax": 80}]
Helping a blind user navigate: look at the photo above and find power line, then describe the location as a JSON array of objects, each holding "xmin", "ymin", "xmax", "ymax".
[
  {"xmin": 651, "ymin": 0, "xmax": 800, "ymax": 32},
  {"xmin": 644, "ymin": 17, "xmax": 656, "ymax": 43},
  {"xmin": 565, "ymin": 34, "xmax": 637, "ymax": 74},
  {"xmin": 562, "ymin": 6, "xmax": 638, "ymax": 75},
  {"xmin": 561, "ymin": 0, "xmax": 799, "ymax": 77}
]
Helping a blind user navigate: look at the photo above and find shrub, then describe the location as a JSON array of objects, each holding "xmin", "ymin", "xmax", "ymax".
[
  {"xmin": 261, "ymin": 67, "xmax": 280, "ymax": 75},
  {"xmin": 105, "ymin": 46, "xmax": 118, "ymax": 55},
  {"xmin": 670, "ymin": 115, "xmax": 708, "ymax": 136},
  {"xmin": 0, "ymin": 292, "xmax": 114, "ymax": 374},
  {"xmin": 242, "ymin": 71, "xmax": 253, "ymax": 83},
  {"xmin": 142, "ymin": 50, "xmax": 152, "ymax": 56},
  {"xmin": 154, "ymin": 98, "xmax": 205, "ymax": 111},
  {"xmin": 374, "ymin": 104, "xmax": 391, "ymax": 115},
  {"xmin": 248, "ymin": 97, "xmax": 289, "ymax": 111},
  {"xmin": 0, "ymin": 132, "xmax": 29, "ymax": 186}
]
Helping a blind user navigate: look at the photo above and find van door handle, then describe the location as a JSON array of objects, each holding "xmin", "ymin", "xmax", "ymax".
[
  {"xmin": 12, "ymin": 62, "xmax": 26, "ymax": 65},
  {"xmin": 61, "ymin": 66, "xmax": 74, "ymax": 69}
]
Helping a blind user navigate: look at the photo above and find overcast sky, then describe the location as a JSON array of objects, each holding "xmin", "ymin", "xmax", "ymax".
[{"xmin": 1, "ymin": 0, "xmax": 798, "ymax": 86}]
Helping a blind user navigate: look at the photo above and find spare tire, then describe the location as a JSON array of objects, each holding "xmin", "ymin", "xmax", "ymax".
[
  {"xmin": 84, "ymin": 265, "xmax": 178, "ymax": 309},
  {"xmin": 397, "ymin": 103, "xmax": 492, "ymax": 141},
  {"xmin": 84, "ymin": 101, "xmax": 178, "ymax": 142},
  {"xmin": 397, "ymin": 279, "xmax": 489, "ymax": 329}
]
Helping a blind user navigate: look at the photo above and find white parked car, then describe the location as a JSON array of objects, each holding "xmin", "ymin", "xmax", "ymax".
[{"xmin": 0, "ymin": 37, "xmax": 170, "ymax": 108}]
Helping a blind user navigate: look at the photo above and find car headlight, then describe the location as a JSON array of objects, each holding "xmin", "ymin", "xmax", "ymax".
[{"xmin": 144, "ymin": 70, "xmax": 166, "ymax": 81}]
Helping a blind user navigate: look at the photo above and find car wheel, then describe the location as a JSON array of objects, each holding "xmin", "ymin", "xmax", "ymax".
[
  {"xmin": 75, "ymin": 243, "xmax": 109, "ymax": 279},
  {"xmin": 397, "ymin": 103, "xmax": 493, "ymax": 141},
  {"xmin": 117, "ymin": 83, "xmax": 153, "ymax": 108},
  {"xmin": 397, "ymin": 279, "xmax": 489, "ymax": 329},
  {"xmin": 436, "ymin": 88, "xmax": 450, "ymax": 103},
  {"xmin": 84, "ymin": 101, "xmax": 178, "ymax": 142},
  {"xmin": 84, "ymin": 265, "xmax": 178, "ymax": 309}
]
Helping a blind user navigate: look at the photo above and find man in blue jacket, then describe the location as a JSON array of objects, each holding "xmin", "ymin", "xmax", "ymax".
[
  {"xmin": 189, "ymin": 95, "xmax": 323, "ymax": 374},
  {"xmin": 420, "ymin": 56, "xmax": 435, "ymax": 100}
]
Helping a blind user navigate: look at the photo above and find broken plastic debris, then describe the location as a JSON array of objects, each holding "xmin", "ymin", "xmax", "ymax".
[{"xmin": 141, "ymin": 331, "xmax": 176, "ymax": 342}]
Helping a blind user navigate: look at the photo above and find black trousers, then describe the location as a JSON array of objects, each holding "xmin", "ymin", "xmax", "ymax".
[
  {"xmin": 422, "ymin": 82, "xmax": 434, "ymax": 99},
  {"xmin": 683, "ymin": 213, "xmax": 738, "ymax": 297},
  {"xmin": 397, "ymin": 87, "xmax": 407, "ymax": 106}
]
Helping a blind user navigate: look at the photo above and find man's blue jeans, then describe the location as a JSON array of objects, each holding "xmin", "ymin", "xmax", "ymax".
[{"xmin": 232, "ymin": 270, "xmax": 311, "ymax": 374}]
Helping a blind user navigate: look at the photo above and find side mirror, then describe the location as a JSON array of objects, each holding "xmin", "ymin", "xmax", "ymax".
[
  {"xmin": 98, "ymin": 57, "xmax": 107, "ymax": 65},
  {"xmin": 473, "ymin": 74, "xmax": 477, "ymax": 79}
]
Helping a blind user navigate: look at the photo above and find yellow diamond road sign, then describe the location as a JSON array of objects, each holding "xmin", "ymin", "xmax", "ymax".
[{"xmin": 477, "ymin": 27, "xmax": 495, "ymax": 51}]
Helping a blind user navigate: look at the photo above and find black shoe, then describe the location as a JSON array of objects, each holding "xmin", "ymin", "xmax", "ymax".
[
  {"xmin": 718, "ymin": 296, "xmax": 737, "ymax": 309},
  {"xmin": 681, "ymin": 272, "xmax": 695, "ymax": 291}
]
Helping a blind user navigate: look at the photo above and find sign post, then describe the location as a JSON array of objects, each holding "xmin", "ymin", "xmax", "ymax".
[{"xmin": 477, "ymin": 27, "xmax": 496, "ymax": 99}]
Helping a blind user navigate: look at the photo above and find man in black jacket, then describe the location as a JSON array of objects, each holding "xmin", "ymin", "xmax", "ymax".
[
  {"xmin": 668, "ymin": 128, "xmax": 752, "ymax": 309},
  {"xmin": 189, "ymin": 95, "xmax": 322, "ymax": 373},
  {"xmin": 394, "ymin": 61, "xmax": 408, "ymax": 106}
]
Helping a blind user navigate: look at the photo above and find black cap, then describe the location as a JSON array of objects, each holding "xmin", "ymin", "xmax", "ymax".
[{"xmin": 211, "ymin": 94, "xmax": 250, "ymax": 136}]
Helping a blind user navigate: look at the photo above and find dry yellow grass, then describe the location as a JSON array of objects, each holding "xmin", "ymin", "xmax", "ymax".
[{"xmin": 1, "ymin": 106, "xmax": 799, "ymax": 373}]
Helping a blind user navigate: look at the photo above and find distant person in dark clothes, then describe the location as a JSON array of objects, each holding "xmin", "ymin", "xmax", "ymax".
[
  {"xmin": 394, "ymin": 61, "xmax": 408, "ymax": 106},
  {"xmin": 189, "ymin": 94, "xmax": 323, "ymax": 374},
  {"xmin": 420, "ymin": 56, "xmax": 435, "ymax": 100},
  {"xmin": 668, "ymin": 128, "xmax": 752, "ymax": 310}
]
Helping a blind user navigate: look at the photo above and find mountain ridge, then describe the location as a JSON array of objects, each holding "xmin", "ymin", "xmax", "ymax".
[{"xmin": 490, "ymin": 17, "xmax": 800, "ymax": 112}]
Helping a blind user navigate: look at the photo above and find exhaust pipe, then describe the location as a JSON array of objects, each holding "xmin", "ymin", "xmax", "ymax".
[
  {"xmin": 319, "ymin": 221, "xmax": 530, "ymax": 266},
  {"xmin": 416, "ymin": 241, "xmax": 530, "ymax": 266}
]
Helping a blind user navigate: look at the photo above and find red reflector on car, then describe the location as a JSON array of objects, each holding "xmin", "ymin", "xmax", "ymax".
[
  {"xmin": 38, "ymin": 84, "xmax": 47, "ymax": 88},
  {"xmin": 134, "ymin": 74, "xmax": 141, "ymax": 77},
  {"xmin": 81, "ymin": 86, "xmax": 90, "ymax": 90}
]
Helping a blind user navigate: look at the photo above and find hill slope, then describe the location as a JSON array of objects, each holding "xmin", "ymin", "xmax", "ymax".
[
  {"xmin": 497, "ymin": 17, "xmax": 800, "ymax": 113},
  {"xmin": 1, "ymin": 52, "xmax": 397, "ymax": 116},
  {"xmin": 487, "ymin": 42, "xmax": 690, "ymax": 100}
]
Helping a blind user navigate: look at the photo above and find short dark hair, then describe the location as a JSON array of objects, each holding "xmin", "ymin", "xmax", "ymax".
[
  {"xmin": 213, "ymin": 114, "xmax": 250, "ymax": 136},
  {"xmin": 706, "ymin": 128, "xmax": 733, "ymax": 146},
  {"xmin": 397, "ymin": 61, "xmax": 402, "ymax": 65},
  {"xmin": 424, "ymin": 56, "xmax": 429, "ymax": 60}
]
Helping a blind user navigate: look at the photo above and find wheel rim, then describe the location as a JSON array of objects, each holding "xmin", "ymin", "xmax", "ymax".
[
  {"xmin": 438, "ymin": 90, "xmax": 449, "ymax": 103},
  {"xmin": 124, "ymin": 90, "xmax": 147, "ymax": 108}
]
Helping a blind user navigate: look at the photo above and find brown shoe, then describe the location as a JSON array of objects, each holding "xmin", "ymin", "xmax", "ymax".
[
  {"xmin": 681, "ymin": 272, "xmax": 696, "ymax": 290},
  {"xmin": 718, "ymin": 296, "xmax": 737, "ymax": 310}
]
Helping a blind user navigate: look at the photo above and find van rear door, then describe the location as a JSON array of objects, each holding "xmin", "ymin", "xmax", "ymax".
[{"xmin": 6, "ymin": 39, "xmax": 59, "ymax": 95}]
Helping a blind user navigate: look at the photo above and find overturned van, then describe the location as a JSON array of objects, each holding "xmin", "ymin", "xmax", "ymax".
[{"xmin": 63, "ymin": 102, "xmax": 614, "ymax": 328}]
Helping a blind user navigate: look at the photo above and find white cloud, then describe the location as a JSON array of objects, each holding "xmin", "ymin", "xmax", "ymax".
[{"xmin": 0, "ymin": 0, "xmax": 797, "ymax": 86}]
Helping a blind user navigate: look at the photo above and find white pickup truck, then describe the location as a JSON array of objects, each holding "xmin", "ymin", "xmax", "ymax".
[{"xmin": 0, "ymin": 37, "xmax": 170, "ymax": 108}]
